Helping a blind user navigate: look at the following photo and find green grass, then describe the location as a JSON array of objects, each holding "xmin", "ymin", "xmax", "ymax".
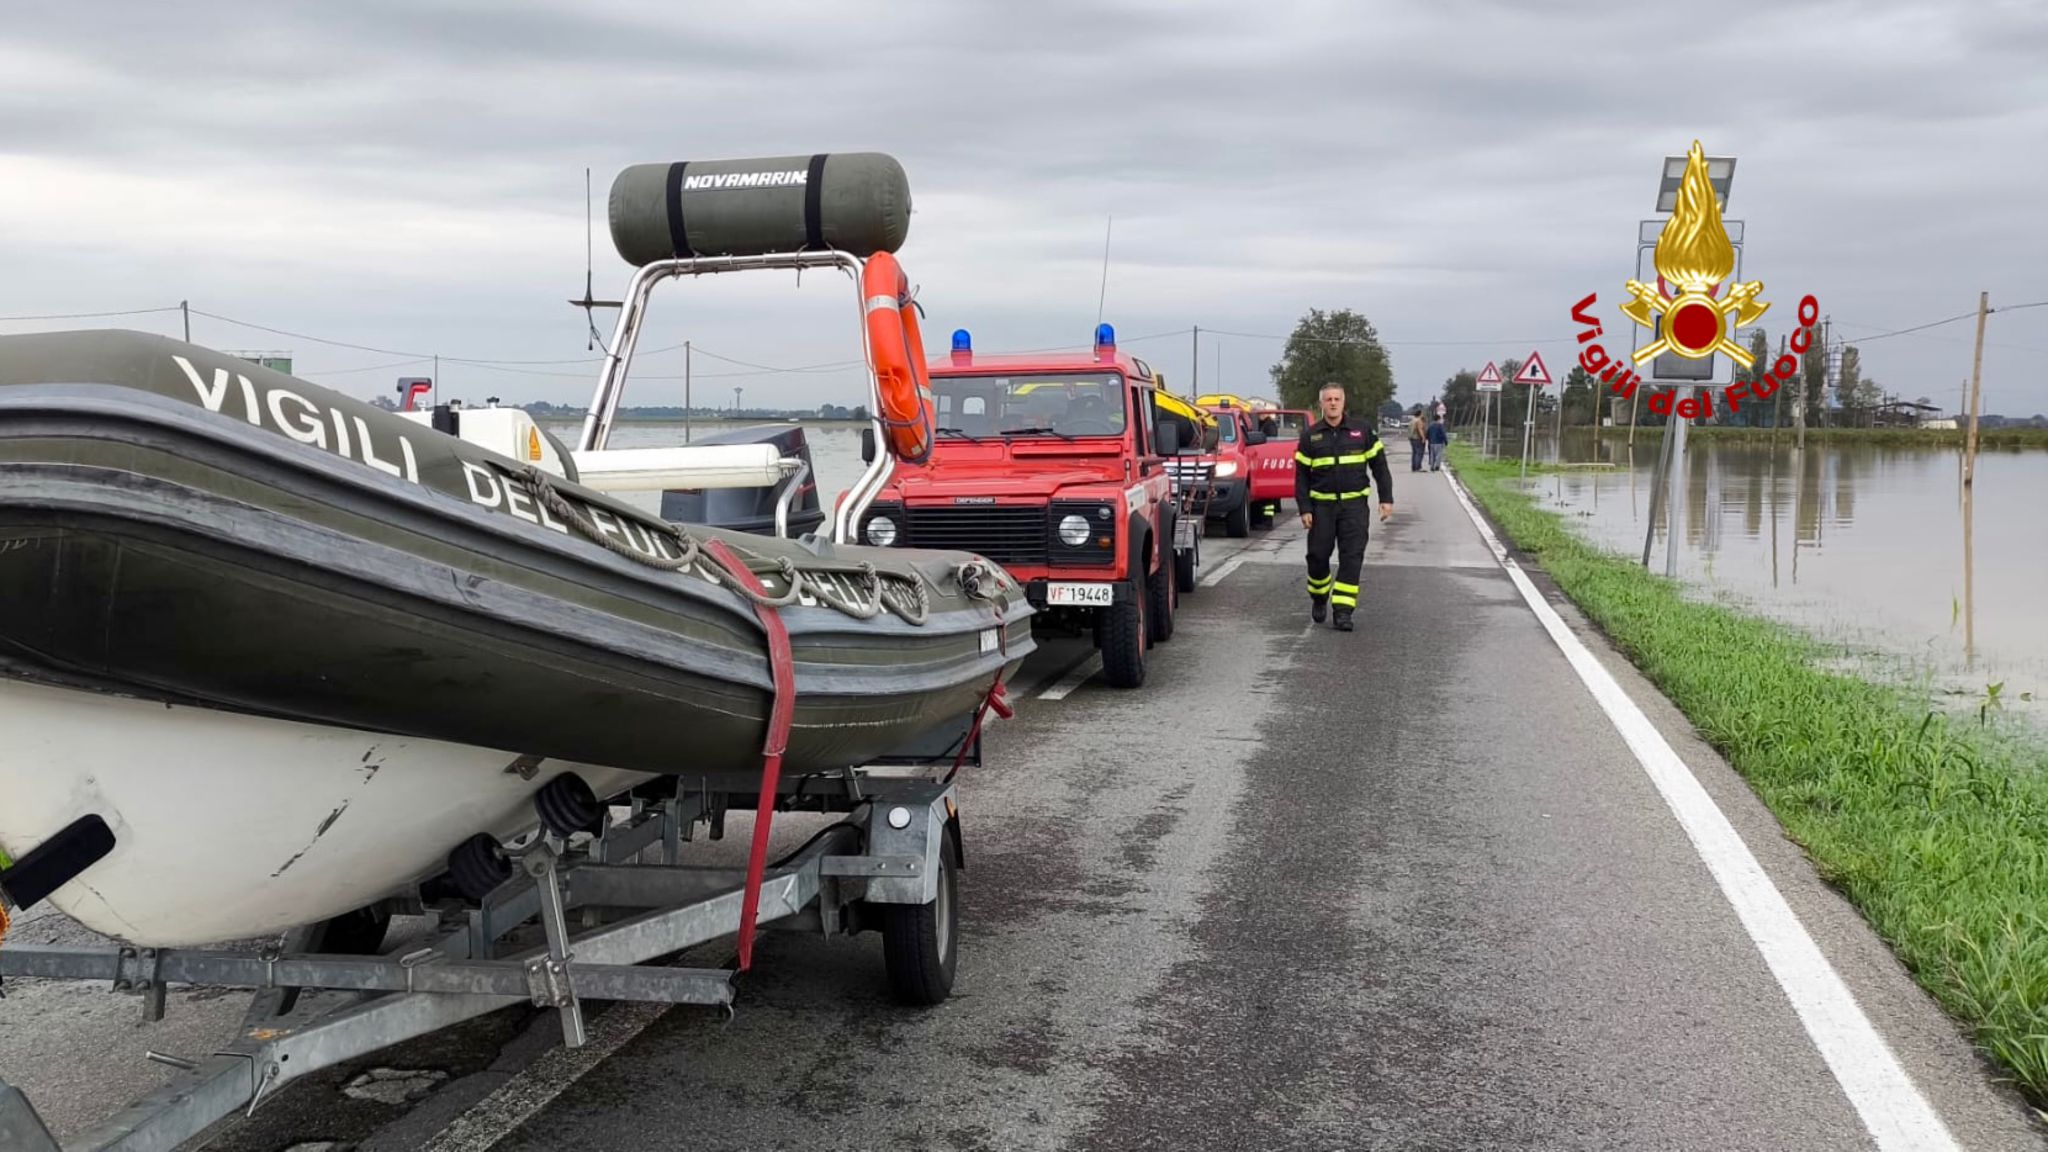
[{"xmin": 1447, "ymin": 442, "xmax": 2048, "ymax": 1104}]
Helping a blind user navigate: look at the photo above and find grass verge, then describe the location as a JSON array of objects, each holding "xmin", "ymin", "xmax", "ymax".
[{"xmin": 1446, "ymin": 442, "xmax": 2048, "ymax": 1105}]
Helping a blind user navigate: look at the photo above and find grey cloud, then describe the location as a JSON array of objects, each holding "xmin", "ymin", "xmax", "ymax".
[{"xmin": 0, "ymin": 0, "xmax": 2042, "ymax": 416}]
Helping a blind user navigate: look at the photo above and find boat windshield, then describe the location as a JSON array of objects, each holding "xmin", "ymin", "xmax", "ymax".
[{"xmin": 931, "ymin": 372, "xmax": 1127, "ymax": 439}]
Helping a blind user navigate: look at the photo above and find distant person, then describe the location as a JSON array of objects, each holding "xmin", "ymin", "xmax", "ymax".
[
  {"xmin": 1296, "ymin": 383, "xmax": 1394, "ymax": 632},
  {"xmin": 1408, "ymin": 410, "xmax": 1427, "ymax": 471},
  {"xmin": 1427, "ymin": 413, "xmax": 1448, "ymax": 471}
]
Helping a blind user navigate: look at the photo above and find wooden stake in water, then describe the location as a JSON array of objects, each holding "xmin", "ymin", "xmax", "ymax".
[
  {"xmin": 1962, "ymin": 477, "xmax": 1977, "ymax": 671},
  {"xmin": 1963, "ymin": 291, "xmax": 1989, "ymax": 488}
]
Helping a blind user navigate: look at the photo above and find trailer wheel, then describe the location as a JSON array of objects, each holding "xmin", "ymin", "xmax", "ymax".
[
  {"xmin": 1224, "ymin": 499, "xmax": 1251, "ymax": 538},
  {"xmin": 1147, "ymin": 559, "xmax": 1176, "ymax": 644},
  {"xmin": 1174, "ymin": 535, "xmax": 1198, "ymax": 593},
  {"xmin": 882, "ymin": 830, "xmax": 959, "ymax": 1005}
]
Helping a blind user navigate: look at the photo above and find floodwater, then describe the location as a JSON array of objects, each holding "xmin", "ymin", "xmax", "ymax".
[{"xmin": 1479, "ymin": 429, "xmax": 2048, "ymax": 730}]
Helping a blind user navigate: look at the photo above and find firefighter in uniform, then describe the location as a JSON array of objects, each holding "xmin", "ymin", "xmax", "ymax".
[{"xmin": 1295, "ymin": 383, "xmax": 1394, "ymax": 631}]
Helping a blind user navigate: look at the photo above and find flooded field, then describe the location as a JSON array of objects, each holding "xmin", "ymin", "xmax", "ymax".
[{"xmin": 1480, "ymin": 430, "xmax": 2048, "ymax": 731}]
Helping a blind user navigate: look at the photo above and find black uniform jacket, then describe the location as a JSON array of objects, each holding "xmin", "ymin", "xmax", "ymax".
[{"xmin": 1295, "ymin": 414, "xmax": 1394, "ymax": 508}]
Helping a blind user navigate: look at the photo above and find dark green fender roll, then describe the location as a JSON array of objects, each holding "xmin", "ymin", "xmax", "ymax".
[{"xmin": 608, "ymin": 152, "xmax": 912, "ymax": 265}]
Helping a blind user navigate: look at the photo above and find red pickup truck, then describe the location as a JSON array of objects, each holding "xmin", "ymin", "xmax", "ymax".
[
  {"xmin": 845, "ymin": 324, "xmax": 1192, "ymax": 689},
  {"xmin": 1193, "ymin": 396, "xmax": 1312, "ymax": 529},
  {"xmin": 1242, "ymin": 404, "xmax": 1313, "ymax": 527},
  {"xmin": 1166, "ymin": 401, "xmax": 1258, "ymax": 538}
]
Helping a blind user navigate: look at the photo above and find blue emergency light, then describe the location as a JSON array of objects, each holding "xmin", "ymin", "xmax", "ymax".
[
  {"xmin": 1094, "ymin": 323, "xmax": 1115, "ymax": 349},
  {"xmin": 952, "ymin": 329, "xmax": 971, "ymax": 352}
]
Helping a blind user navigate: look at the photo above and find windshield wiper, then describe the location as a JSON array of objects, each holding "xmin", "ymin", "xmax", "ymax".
[
  {"xmin": 998, "ymin": 426, "xmax": 1076, "ymax": 441},
  {"xmin": 936, "ymin": 426, "xmax": 979, "ymax": 442}
]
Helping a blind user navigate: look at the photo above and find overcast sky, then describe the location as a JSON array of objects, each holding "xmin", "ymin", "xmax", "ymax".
[{"xmin": 4, "ymin": 0, "xmax": 2046, "ymax": 418}]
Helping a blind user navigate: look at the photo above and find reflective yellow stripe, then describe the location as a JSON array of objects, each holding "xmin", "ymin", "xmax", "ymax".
[
  {"xmin": 1298, "ymin": 453, "xmax": 1334, "ymax": 468},
  {"xmin": 1307, "ymin": 575, "xmax": 1334, "ymax": 590},
  {"xmin": 1331, "ymin": 592, "xmax": 1357, "ymax": 608},
  {"xmin": 1309, "ymin": 489, "xmax": 1372, "ymax": 501},
  {"xmin": 1361, "ymin": 441, "xmax": 1384, "ymax": 461},
  {"xmin": 1336, "ymin": 453, "xmax": 1368, "ymax": 464},
  {"xmin": 1333, "ymin": 582, "xmax": 1358, "ymax": 594},
  {"xmin": 1307, "ymin": 577, "xmax": 1333, "ymax": 594}
]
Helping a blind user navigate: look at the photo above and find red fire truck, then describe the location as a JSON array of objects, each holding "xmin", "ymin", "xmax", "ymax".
[{"xmin": 846, "ymin": 324, "xmax": 1193, "ymax": 689}]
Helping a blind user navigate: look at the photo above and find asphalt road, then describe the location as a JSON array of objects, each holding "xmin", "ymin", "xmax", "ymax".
[{"xmin": 6, "ymin": 465, "xmax": 2045, "ymax": 1150}]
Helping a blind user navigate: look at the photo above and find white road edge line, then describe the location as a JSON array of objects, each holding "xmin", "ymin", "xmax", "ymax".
[
  {"xmin": 1038, "ymin": 654, "xmax": 1102, "ymax": 701},
  {"xmin": 1441, "ymin": 463, "xmax": 1961, "ymax": 1152},
  {"xmin": 1199, "ymin": 554, "xmax": 1249, "ymax": 587}
]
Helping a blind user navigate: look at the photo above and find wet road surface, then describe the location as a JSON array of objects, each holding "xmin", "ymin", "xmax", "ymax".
[{"xmin": 6, "ymin": 467, "xmax": 2044, "ymax": 1151}]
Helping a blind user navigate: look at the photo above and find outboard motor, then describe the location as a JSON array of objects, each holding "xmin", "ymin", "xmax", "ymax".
[{"xmin": 659, "ymin": 424, "xmax": 824, "ymax": 538}]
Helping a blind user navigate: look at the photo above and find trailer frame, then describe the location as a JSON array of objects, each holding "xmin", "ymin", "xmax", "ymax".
[{"xmin": 0, "ymin": 715, "xmax": 980, "ymax": 1152}]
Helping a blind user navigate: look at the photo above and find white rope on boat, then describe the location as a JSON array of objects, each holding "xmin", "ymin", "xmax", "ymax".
[{"xmin": 515, "ymin": 464, "xmax": 945, "ymax": 626}]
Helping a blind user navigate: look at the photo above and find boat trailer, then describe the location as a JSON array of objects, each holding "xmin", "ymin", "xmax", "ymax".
[{"xmin": 0, "ymin": 717, "xmax": 984, "ymax": 1152}]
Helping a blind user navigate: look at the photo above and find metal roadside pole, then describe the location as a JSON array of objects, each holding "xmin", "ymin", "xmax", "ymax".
[
  {"xmin": 1476, "ymin": 361, "xmax": 1503, "ymax": 458},
  {"xmin": 1512, "ymin": 352, "xmax": 1551, "ymax": 480},
  {"xmin": 1630, "ymin": 147, "xmax": 1742, "ymax": 574}
]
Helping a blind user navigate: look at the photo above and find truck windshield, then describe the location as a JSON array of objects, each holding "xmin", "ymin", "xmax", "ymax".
[{"xmin": 930, "ymin": 372, "xmax": 1127, "ymax": 439}]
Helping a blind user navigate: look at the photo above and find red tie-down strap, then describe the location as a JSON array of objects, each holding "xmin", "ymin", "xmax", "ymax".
[
  {"xmin": 701, "ymin": 539, "xmax": 795, "ymax": 974},
  {"xmin": 950, "ymin": 598, "xmax": 1015, "ymax": 777}
]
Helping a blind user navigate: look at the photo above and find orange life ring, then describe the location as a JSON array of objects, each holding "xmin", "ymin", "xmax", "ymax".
[{"xmin": 862, "ymin": 252, "xmax": 935, "ymax": 464}]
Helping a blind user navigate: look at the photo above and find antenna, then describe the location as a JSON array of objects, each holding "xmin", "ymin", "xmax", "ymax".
[
  {"xmin": 1095, "ymin": 214, "xmax": 1113, "ymax": 327},
  {"xmin": 568, "ymin": 165, "xmax": 622, "ymax": 346}
]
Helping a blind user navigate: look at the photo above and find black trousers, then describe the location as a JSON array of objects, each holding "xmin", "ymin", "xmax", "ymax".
[{"xmin": 1305, "ymin": 500, "xmax": 1369, "ymax": 610}]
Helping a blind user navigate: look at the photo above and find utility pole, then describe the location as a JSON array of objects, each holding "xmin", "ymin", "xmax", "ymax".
[
  {"xmin": 734, "ymin": 386, "xmax": 743, "ymax": 417},
  {"xmin": 1792, "ymin": 332, "xmax": 1806, "ymax": 451},
  {"xmin": 1963, "ymin": 291, "xmax": 1989, "ymax": 487},
  {"xmin": 684, "ymin": 341, "xmax": 692, "ymax": 443},
  {"xmin": 433, "ymin": 354, "xmax": 439, "ymax": 408},
  {"xmin": 1191, "ymin": 325, "xmax": 1199, "ymax": 394},
  {"xmin": 180, "ymin": 300, "xmax": 190, "ymax": 342},
  {"xmin": 1553, "ymin": 374, "xmax": 1565, "ymax": 462}
]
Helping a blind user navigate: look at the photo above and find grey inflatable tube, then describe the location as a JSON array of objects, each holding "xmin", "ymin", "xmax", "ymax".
[{"xmin": 608, "ymin": 152, "xmax": 912, "ymax": 265}]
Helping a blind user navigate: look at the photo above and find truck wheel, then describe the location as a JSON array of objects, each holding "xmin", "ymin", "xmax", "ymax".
[
  {"xmin": 1097, "ymin": 585, "xmax": 1147, "ymax": 688},
  {"xmin": 1174, "ymin": 536, "xmax": 1198, "ymax": 593},
  {"xmin": 882, "ymin": 829, "xmax": 959, "ymax": 1005},
  {"xmin": 1148, "ymin": 558, "xmax": 1175, "ymax": 644},
  {"xmin": 1225, "ymin": 500, "xmax": 1250, "ymax": 538}
]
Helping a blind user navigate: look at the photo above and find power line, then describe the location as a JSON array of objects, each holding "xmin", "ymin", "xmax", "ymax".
[{"xmin": 0, "ymin": 305, "xmax": 183, "ymax": 322}]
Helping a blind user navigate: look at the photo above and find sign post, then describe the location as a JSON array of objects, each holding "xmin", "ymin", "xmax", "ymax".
[
  {"xmin": 1512, "ymin": 352, "xmax": 1552, "ymax": 479},
  {"xmin": 1476, "ymin": 362, "xmax": 1502, "ymax": 456}
]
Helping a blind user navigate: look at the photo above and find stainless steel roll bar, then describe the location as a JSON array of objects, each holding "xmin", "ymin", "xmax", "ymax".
[{"xmin": 575, "ymin": 250, "xmax": 897, "ymax": 544}]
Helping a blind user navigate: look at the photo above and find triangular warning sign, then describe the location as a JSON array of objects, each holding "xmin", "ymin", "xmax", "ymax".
[
  {"xmin": 1476, "ymin": 362, "xmax": 1502, "ymax": 385},
  {"xmin": 1511, "ymin": 351, "xmax": 1552, "ymax": 387}
]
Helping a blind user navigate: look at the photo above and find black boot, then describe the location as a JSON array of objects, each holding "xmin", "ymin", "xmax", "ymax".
[
  {"xmin": 1333, "ymin": 609, "xmax": 1354, "ymax": 632},
  {"xmin": 1311, "ymin": 598, "xmax": 1327, "ymax": 623}
]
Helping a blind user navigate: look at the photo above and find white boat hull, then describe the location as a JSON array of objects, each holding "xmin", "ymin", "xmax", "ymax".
[{"xmin": 0, "ymin": 678, "xmax": 654, "ymax": 947}]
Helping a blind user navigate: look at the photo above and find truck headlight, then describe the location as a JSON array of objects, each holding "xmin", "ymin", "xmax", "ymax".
[
  {"xmin": 865, "ymin": 516, "xmax": 898, "ymax": 546},
  {"xmin": 1058, "ymin": 514, "xmax": 1091, "ymax": 547},
  {"xmin": 1215, "ymin": 460, "xmax": 1240, "ymax": 478}
]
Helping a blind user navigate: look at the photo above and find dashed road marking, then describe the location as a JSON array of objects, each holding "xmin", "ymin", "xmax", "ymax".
[
  {"xmin": 1441, "ymin": 462, "xmax": 1961, "ymax": 1152},
  {"xmin": 1198, "ymin": 554, "xmax": 1249, "ymax": 587},
  {"xmin": 1038, "ymin": 654, "xmax": 1102, "ymax": 701}
]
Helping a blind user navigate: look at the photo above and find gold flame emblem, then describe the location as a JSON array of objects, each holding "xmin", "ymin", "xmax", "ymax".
[{"xmin": 1621, "ymin": 141, "xmax": 1768, "ymax": 366}]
